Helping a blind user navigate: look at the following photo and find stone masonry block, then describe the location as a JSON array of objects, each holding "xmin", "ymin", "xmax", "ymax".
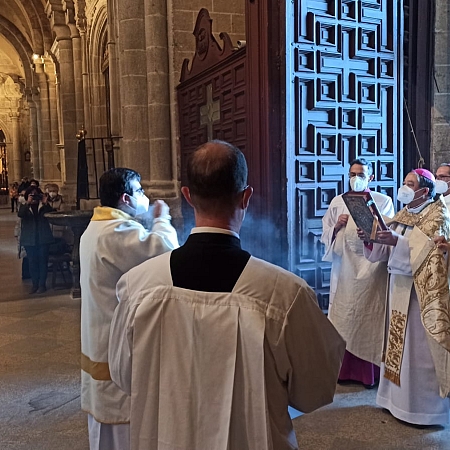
[
  {"xmin": 173, "ymin": 30, "xmax": 196, "ymax": 52},
  {"xmin": 432, "ymin": 122, "xmax": 450, "ymax": 155},
  {"xmin": 174, "ymin": 0, "xmax": 213, "ymax": 12},
  {"xmin": 435, "ymin": 0, "xmax": 450, "ymax": 32},
  {"xmin": 146, "ymin": 50, "xmax": 169, "ymax": 76},
  {"xmin": 122, "ymin": 105, "xmax": 150, "ymax": 140},
  {"xmin": 231, "ymin": 13, "xmax": 245, "ymax": 35},
  {"xmin": 212, "ymin": 0, "xmax": 245, "ymax": 15},
  {"xmin": 145, "ymin": 0, "xmax": 167, "ymax": 16},
  {"xmin": 434, "ymin": 65, "xmax": 450, "ymax": 94},
  {"xmin": 122, "ymin": 49, "xmax": 147, "ymax": 75},
  {"xmin": 210, "ymin": 13, "xmax": 232, "ymax": 35},
  {"xmin": 146, "ymin": 46, "xmax": 171, "ymax": 73},
  {"xmin": 119, "ymin": 19, "xmax": 146, "ymax": 50},
  {"xmin": 433, "ymin": 152, "xmax": 450, "ymax": 168},
  {"xmin": 148, "ymin": 104, "xmax": 171, "ymax": 139},
  {"xmin": 121, "ymin": 75, "xmax": 148, "ymax": 107},
  {"xmin": 145, "ymin": 14, "xmax": 169, "ymax": 48},
  {"xmin": 434, "ymin": 31, "xmax": 450, "ymax": 66},
  {"xmin": 173, "ymin": 11, "xmax": 196, "ymax": 33},
  {"xmin": 433, "ymin": 94, "xmax": 450, "ymax": 124},
  {"xmin": 118, "ymin": 1, "xmax": 145, "ymax": 21},
  {"xmin": 148, "ymin": 137, "xmax": 173, "ymax": 180},
  {"xmin": 147, "ymin": 73, "xmax": 170, "ymax": 105}
]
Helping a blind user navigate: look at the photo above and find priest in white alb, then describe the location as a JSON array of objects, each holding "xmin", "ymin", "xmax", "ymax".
[
  {"xmin": 321, "ymin": 158, "xmax": 394, "ymax": 388},
  {"xmin": 360, "ymin": 168, "xmax": 450, "ymax": 425},
  {"xmin": 109, "ymin": 140, "xmax": 345, "ymax": 450},
  {"xmin": 435, "ymin": 163, "xmax": 450, "ymax": 209}
]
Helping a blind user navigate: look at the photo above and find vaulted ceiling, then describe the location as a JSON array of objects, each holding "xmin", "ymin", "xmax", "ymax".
[{"xmin": 0, "ymin": 0, "xmax": 53, "ymax": 85}]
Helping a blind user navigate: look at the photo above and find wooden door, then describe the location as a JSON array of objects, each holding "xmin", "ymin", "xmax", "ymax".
[{"xmin": 286, "ymin": 0, "xmax": 403, "ymax": 310}]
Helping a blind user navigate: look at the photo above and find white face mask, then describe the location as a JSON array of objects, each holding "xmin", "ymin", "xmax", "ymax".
[
  {"xmin": 49, "ymin": 192, "xmax": 57, "ymax": 198},
  {"xmin": 350, "ymin": 176, "xmax": 368, "ymax": 192},
  {"xmin": 398, "ymin": 185, "xmax": 421, "ymax": 205},
  {"xmin": 18, "ymin": 195, "xmax": 25, "ymax": 205},
  {"xmin": 435, "ymin": 180, "xmax": 449, "ymax": 195},
  {"xmin": 128, "ymin": 194, "xmax": 150, "ymax": 217}
]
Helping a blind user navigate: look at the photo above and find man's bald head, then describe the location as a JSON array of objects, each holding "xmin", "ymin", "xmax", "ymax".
[{"xmin": 186, "ymin": 140, "xmax": 248, "ymax": 214}]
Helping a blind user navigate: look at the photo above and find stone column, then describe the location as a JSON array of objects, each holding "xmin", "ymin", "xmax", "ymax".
[
  {"xmin": 432, "ymin": 0, "xmax": 450, "ymax": 167},
  {"xmin": 46, "ymin": 3, "xmax": 79, "ymax": 204},
  {"xmin": 47, "ymin": 70, "xmax": 61, "ymax": 181},
  {"xmin": 9, "ymin": 112, "xmax": 21, "ymax": 182},
  {"xmin": 144, "ymin": 0, "xmax": 174, "ymax": 191},
  {"xmin": 71, "ymin": 33, "xmax": 84, "ymax": 129},
  {"xmin": 74, "ymin": 0, "xmax": 90, "ymax": 135},
  {"xmin": 32, "ymin": 87, "xmax": 43, "ymax": 181},
  {"xmin": 27, "ymin": 89, "xmax": 40, "ymax": 179},
  {"xmin": 57, "ymin": 37, "xmax": 78, "ymax": 186},
  {"xmin": 117, "ymin": 0, "xmax": 150, "ymax": 177},
  {"xmin": 35, "ymin": 60, "xmax": 54, "ymax": 181},
  {"xmin": 108, "ymin": 0, "xmax": 121, "ymax": 139},
  {"xmin": 55, "ymin": 74, "xmax": 64, "ymax": 146}
]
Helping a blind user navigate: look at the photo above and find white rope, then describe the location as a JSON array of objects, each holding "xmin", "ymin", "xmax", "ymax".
[{"xmin": 403, "ymin": 97, "xmax": 424, "ymax": 168}]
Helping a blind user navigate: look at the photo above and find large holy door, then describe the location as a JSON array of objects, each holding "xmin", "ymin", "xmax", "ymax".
[{"xmin": 286, "ymin": 0, "xmax": 403, "ymax": 311}]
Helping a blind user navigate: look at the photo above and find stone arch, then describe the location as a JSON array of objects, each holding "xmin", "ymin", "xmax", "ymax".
[
  {"xmin": 0, "ymin": 17, "xmax": 34, "ymax": 86},
  {"xmin": 5, "ymin": 0, "xmax": 52, "ymax": 56},
  {"xmin": 0, "ymin": 119, "xmax": 11, "ymax": 143},
  {"xmin": 87, "ymin": 2, "xmax": 109, "ymax": 137}
]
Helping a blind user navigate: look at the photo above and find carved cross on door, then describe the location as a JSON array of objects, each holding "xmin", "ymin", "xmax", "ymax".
[{"xmin": 200, "ymin": 84, "xmax": 220, "ymax": 140}]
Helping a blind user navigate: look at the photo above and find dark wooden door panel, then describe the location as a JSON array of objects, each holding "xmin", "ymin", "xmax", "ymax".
[{"xmin": 286, "ymin": 0, "xmax": 403, "ymax": 311}]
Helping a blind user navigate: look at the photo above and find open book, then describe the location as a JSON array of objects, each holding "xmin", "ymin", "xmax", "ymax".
[{"xmin": 342, "ymin": 191, "xmax": 388, "ymax": 243}]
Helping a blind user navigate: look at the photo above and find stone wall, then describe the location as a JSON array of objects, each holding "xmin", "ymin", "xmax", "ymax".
[
  {"xmin": 168, "ymin": 0, "xmax": 245, "ymax": 208},
  {"xmin": 432, "ymin": 0, "xmax": 450, "ymax": 168},
  {"xmin": 171, "ymin": 0, "xmax": 245, "ymax": 84}
]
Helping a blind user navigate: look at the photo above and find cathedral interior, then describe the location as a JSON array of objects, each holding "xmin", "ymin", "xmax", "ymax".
[{"xmin": 1, "ymin": 0, "xmax": 450, "ymax": 448}]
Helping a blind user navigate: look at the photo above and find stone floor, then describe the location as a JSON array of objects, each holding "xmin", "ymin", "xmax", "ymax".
[{"xmin": 1, "ymin": 207, "xmax": 450, "ymax": 449}]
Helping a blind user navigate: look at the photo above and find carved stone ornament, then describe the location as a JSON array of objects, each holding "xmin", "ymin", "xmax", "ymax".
[
  {"xmin": 0, "ymin": 73, "xmax": 22, "ymax": 98},
  {"xmin": 180, "ymin": 8, "xmax": 235, "ymax": 82}
]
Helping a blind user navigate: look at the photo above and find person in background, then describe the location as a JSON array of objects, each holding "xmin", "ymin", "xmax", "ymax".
[
  {"xmin": 14, "ymin": 190, "xmax": 30, "ymax": 280},
  {"xmin": 18, "ymin": 186, "xmax": 55, "ymax": 294},
  {"xmin": 43, "ymin": 183, "xmax": 69, "ymax": 256},
  {"xmin": 109, "ymin": 141, "xmax": 345, "ymax": 450},
  {"xmin": 29, "ymin": 179, "xmax": 39, "ymax": 187},
  {"xmin": 435, "ymin": 163, "xmax": 450, "ymax": 209},
  {"xmin": 321, "ymin": 157, "xmax": 394, "ymax": 388},
  {"xmin": 80, "ymin": 167, "xmax": 179, "ymax": 450},
  {"xmin": 9, "ymin": 182, "xmax": 18, "ymax": 213},
  {"xmin": 18, "ymin": 177, "xmax": 30, "ymax": 193},
  {"xmin": 46, "ymin": 183, "xmax": 64, "ymax": 211},
  {"xmin": 360, "ymin": 168, "xmax": 450, "ymax": 426}
]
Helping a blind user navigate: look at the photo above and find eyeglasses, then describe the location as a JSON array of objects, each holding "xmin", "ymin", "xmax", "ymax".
[{"xmin": 133, "ymin": 187, "xmax": 145, "ymax": 196}]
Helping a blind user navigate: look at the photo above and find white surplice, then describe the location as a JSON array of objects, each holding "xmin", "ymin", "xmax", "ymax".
[
  {"xmin": 321, "ymin": 191, "xmax": 394, "ymax": 365},
  {"xmin": 109, "ymin": 252, "xmax": 345, "ymax": 450},
  {"xmin": 80, "ymin": 206, "xmax": 179, "ymax": 449},
  {"xmin": 365, "ymin": 222, "xmax": 450, "ymax": 425}
]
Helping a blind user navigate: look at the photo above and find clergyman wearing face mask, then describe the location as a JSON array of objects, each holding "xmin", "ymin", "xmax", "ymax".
[
  {"xmin": 356, "ymin": 168, "xmax": 450, "ymax": 428},
  {"xmin": 349, "ymin": 172, "xmax": 370, "ymax": 192},
  {"xmin": 396, "ymin": 168, "xmax": 437, "ymax": 214},
  {"xmin": 79, "ymin": 167, "xmax": 179, "ymax": 449},
  {"xmin": 321, "ymin": 158, "xmax": 395, "ymax": 390},
  {"xmin": 435, "ymin": 163, "xmax": 450, "ymax": 210}
]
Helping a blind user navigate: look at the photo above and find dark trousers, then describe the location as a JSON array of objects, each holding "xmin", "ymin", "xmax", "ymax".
[
  {"xmin": 24, "ymin": 245, "xmax": 50, "ymax": 288},
  {"xmin": 11, "ymin": 198, "xmax": 17, "ymax": 212}
]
